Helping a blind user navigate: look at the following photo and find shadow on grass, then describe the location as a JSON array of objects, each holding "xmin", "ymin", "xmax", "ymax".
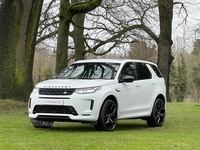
[
  {"xmin": 116, "ymin": 121, "xmax": 148, "ymax": 131},
  {"xmin": 34, "ymin": 120, "xmax": 149, "ymax": 132}
]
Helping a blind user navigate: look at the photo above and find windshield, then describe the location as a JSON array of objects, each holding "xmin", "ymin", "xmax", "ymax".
[{"xmin": 56, "ymin": 62, "xmax": 120, "ymax": 79}]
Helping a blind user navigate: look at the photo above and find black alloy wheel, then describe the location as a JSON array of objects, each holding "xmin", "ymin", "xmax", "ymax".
[
  {"xmin": 94, "ymin": 99, "xmax": 117, "ymax": 131},
  {"xmin": 146, "ymin": 98, "xmax": 165, "ymax": 127}
]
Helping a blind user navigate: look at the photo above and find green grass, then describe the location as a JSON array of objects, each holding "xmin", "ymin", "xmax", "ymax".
[{"xmin": 0, "ymin": 100, "xmax": 200, "ymax": 150}]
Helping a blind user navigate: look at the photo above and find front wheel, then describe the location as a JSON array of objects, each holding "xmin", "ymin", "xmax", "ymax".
[
  {"xmin": 94, "ymin": 99, "xmax": 117, "ymax": 131},
  {"xmin": 31, "ymin": 119, "xmax": 54, "ymax": 128},
  {"xmin": 146, "ymin": 98, "xmax": 165, "ymax": 127}
]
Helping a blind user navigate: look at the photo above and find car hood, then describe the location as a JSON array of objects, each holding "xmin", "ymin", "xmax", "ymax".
[{"xmin": 35, "ymin": 79, "xmax": 117, "ymax": 88}]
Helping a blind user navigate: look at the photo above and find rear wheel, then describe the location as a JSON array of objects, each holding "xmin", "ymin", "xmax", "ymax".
[
  {"xmin": 146, "ymin": 98, "xmax": 165, "ymax": 127},
  {"xmin": 94, "ymin": 99, "xmax": 117, "ymax": 131},
  {"xmin": 31, "ymin": 119, "xmax": 54, "ymax": 128}
]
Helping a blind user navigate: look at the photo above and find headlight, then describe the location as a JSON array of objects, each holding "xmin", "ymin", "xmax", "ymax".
[
  {"xmin": 75, "ymin": 86, "xmax": 101, "ymax": 94},
  {"xmin": 32, "ymin": 87, "xmax": 39, "ymax": 93}
]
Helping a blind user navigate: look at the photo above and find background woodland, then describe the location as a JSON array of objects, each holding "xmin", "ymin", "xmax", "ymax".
[{"xmin": 0, "ymin": 0, "xmax": 200, "ymax": 102}]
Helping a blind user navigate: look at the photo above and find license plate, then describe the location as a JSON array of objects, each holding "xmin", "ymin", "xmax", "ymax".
[{"xmin": 43, "ymin": 99, "xmax": 63, "ymax": 105}]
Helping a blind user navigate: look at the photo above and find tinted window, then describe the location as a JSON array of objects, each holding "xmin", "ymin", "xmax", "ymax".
[
  {"xmin": 135, "ymin": 63, "xmax": 151, "ymax": 80},
  {"xmin": 149, "ymin": 64, "xmax": 163, "ymax": 78},
  {"xmin": 120, "ymin": 63, "xmax": 137, "ymax": 80}
]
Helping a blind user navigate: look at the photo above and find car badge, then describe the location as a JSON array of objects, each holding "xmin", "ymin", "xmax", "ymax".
[{"xmin": 63, "ymin": 91, "xmax": 68, "ymax": 94}]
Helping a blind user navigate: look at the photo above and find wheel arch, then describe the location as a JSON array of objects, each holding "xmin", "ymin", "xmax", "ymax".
[
  {"xmin": 156, "ymin": 94, "xmax": 166, "ymax": 105},
  {"xmin": 94, "ymin": 95, "xmax": 118, "ymax": 131},
  {"xmin": 104, "ymin": 95, "xmax": 118, "ymax": 108},
  {"xmin": 147, "ymin": 94, "xmax": 166, "ymax": 127},
  {"xmin": 149, "ymin": 93, "xmax": 166, "ymax": 116},
  {"xmin": 98, "ymin": 95, "xmax": 118, "ymax": 117}
]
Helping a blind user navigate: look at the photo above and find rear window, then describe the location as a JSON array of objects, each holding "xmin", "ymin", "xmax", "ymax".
[
  {"xmin": 149, "ymin": 64, "xmax": 163, "ymax": 78},
  {"xmin": 135, "ymin": 63, "xmax": 151, "ymax": 80}
]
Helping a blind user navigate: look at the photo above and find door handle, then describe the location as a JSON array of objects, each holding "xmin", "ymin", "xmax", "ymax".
[
  {"xmin": 136, "ymin": 84, "xmax": 140, "ymax": 87},
  {"xmin": 115, "ymin": 88, "xmax": 121, "ymax": 92}
]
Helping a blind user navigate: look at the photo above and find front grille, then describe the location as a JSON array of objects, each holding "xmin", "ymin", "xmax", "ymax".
[
  {"xmin": 33, "ymin": 105, "xmax": 78, "ymax": 115},
  {"xmin": 39, "ymin": 88, "xmax": 75, "ymax": 95}
]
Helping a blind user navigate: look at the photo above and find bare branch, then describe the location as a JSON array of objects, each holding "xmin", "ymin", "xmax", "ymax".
[
  {"xmin": 173, "ymin": 2, "xmax": 188, "ymax": 23},
  {"xmin": 36, "ymin": 30, "xmax": 58, "ymax": 45}
]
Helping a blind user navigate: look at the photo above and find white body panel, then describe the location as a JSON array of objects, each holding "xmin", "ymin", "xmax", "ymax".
[{"xmin": 28, "ymin": 59, "xmax": 166, "ymax": 123}]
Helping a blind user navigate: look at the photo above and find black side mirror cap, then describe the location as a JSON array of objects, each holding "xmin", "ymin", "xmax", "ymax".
[{"xmin": 119, "ymin": 75, "xmax": 134, "ymax": 83}]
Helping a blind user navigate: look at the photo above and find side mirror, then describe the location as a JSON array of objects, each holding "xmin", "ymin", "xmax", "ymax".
[{"xmin": 119, "ymin": 75, "xmax": 134, "ymax": 83}]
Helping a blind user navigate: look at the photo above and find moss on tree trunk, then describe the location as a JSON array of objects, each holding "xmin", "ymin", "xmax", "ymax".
[{"xmin": 0, "ymin": 0, "xmax": 43, "ymax": 101}]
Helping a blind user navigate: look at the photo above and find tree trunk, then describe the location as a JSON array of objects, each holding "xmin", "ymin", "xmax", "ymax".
[
  {"xmin": 56, "ymin": 0, "xmax": 71, "ymax": 74},
  {"xmin": 0, "ymin": 0, "xmax": 43, "ymax": 101},
  {"xmin": 72, "ymin": 13, "xmax": 85, "ymax": 61},
  {"xmin": 158, "ymin": 0, "xmax": 174, "ymax": 102},
  {"xmin": 55, "ymin": 0, "xmax": 102, "ymax": 74}
]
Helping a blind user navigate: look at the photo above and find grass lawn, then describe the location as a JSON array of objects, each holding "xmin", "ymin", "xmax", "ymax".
[{"xmin": 0, "ymin": 99, "xmax": 200, "ymax": 150}]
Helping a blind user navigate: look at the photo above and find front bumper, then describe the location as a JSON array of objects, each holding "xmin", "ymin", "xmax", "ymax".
[{"xmin": 28, "ymin": 91, "xmax": 103, "ymax": 123}]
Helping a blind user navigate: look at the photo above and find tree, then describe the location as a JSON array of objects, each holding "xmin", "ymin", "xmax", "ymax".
[
  {"xmin": 84, "ymin": 0, "xmax": 174, "ymax": 102},
  {"xmin": 87, "ymin": 0, "xmax": 174, "ymax": 101},
  {"xmin": 72, "ymin": 13, "xmax": 86, "ymax": 61},
  {"xmin": 33, "ymin": 48, "xmax": 56, "ymax": 84},
  {"xmin": 0, "ymin": 0, "xmax": 43, "ymax": 101},
  {"xmin": 190, "ymin": 39, "xmax": 200, "ymax": 102},
  {"xmin": 36, "ymin": 0, "xmax": 59, "ymax": 47},
  {"xmin": 192, "ymin": 64, "xmax": 200, "ymax": 102},
  {"xmin": 45, "ymin": 0, "xmax": 185, "ymax": 101},
  {"xmin": 157, "ymin": 0, "xmax": 174, "ymax": 101},
  {"xmin": 55, "ymin": 0, "xmax": 102, "ymax": 74},
  {"xmin": 169, "ymin": 61, "xmax": 177, "ymax": 101},
  {"xmin": 128, "ymin": 40, "xmax": 157, "ymax": 63},
  {"xmin": 175, "ymin": 54, "xmax": 187, "ymax": 102},
  {"xmin": 192, "ymin": 39, "xmax": 200, "ymax": 56}
]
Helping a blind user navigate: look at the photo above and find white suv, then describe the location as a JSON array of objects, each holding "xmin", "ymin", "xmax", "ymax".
[{"xmin": 28, "ymin": 59, "xmax": 166, "ymax": 131}]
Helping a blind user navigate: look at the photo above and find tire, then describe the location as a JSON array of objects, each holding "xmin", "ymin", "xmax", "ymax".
[
  {"xmin": 94, "ymin": 99, "xmax": 117, "ymax": 131},
  {"xmin": 31, "ymin": 119, "xmax": 54, "ymax": 128},
  {"xmin": 146, "ymin": 98, "xmax": 165, "ymax": 127}
]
